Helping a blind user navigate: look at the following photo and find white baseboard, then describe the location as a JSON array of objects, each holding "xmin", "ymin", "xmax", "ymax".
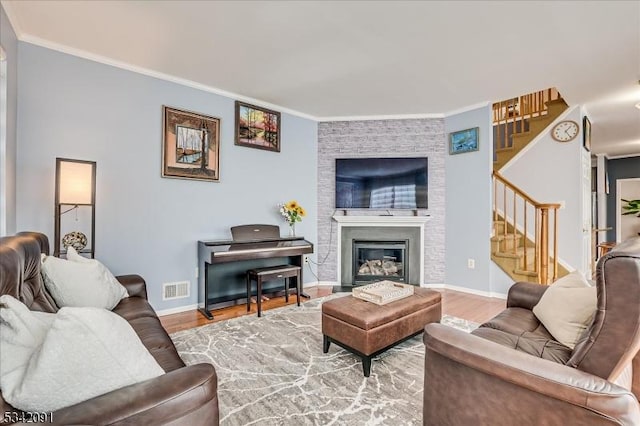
[
  {"xmin": 314, "ymin": 281, "xmax": 338, "ymax": 287},
  {"xmin": 156, "ymin": 303, "xmax": 199, "ymax": 317},
  {"xmin": 319, "ymin": 281, "xmax": 506, "ymax": 299},
  {"xmin": 424, "ymin": 283, "xmax": 507, "ymax": 300},
  {"xmin": 155, "ymin": 282, "xmax": 506, "ymax": 316},
  {"xmin": 158, "ymin": 282, "xmax": 323, "ymax": 316}
]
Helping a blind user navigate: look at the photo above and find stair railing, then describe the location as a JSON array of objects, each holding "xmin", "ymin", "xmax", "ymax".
[
  {"xmin": 493, "ymin": 88, "xmax": 560, "ymax": 152},
  {"xmin": 493, "ymin": 171, "xmax": 561, "ymax": 284}
]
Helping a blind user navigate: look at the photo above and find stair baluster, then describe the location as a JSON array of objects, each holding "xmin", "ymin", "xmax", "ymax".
[
  {"xmin": 492, "ymin": 171, "xmax": 562, "ymax": 285},
  {"xmin": 492, "ymin": 88, "xmax": 566, "ymax": 170}
]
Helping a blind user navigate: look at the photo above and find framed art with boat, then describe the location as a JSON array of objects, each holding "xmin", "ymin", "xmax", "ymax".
[{"xmin": 162, "ymin": 106, "xmax": 221, "ymax": 182}]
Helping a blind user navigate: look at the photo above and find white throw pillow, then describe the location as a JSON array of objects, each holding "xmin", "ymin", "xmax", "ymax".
[
  {"xmin": 41, "ymin": 248, "xmax": 128, "ymax": 310},
  {"xmin": 0, "ymin": 295, "xmax": 164, "ymax": 412},
  {"xmin": 532, "ymin": 271, "xmax": 597, "ymax": 349}
]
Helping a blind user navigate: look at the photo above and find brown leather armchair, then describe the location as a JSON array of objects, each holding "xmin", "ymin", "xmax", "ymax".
[
  {"xmin": 0, "ymin": 232, "xmax": 219, "ymax": 425},
  {"xmin": 423, "ymin": 237, "xmax": 640, "ymax": 425}
]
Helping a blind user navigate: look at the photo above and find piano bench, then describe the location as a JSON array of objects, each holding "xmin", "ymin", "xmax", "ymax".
[{"xmin": 246, "ymin": 265, "xmax": 302, "ymax": 317}]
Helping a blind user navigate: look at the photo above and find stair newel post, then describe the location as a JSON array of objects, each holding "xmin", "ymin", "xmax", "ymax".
[
  {"xmin": 523, "ymin": 199, "xmax": 528, "ymax": 268},
  {"xmin": 540, "ymin": 207, "xmax": 550, "ymax": 285},
  {"xmin": 535, "ymin": 207, "xmax": 540, "ymax": 283}
]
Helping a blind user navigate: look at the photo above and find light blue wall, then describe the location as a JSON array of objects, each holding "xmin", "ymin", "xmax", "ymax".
[
  {"xmin": 1, "ymin": 4, "xmax": 18, "ymax": 235},
  {"xmin": 16, "ymin": 43, "xmax": 318, "ymax": 312},
  {"xmin": 444, "ymin": 106, "xmax": 494, "ymax": 293}
]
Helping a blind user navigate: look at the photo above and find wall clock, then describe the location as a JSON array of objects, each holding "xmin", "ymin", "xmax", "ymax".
[{"xmin": 551, "ymin": 120, "xmax": 580, "ymax": 142}]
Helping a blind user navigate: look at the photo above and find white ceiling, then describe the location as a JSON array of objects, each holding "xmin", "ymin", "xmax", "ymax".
[{"xmin": 3, "ymin": 0, "xmax": 640, "ymax": 157}]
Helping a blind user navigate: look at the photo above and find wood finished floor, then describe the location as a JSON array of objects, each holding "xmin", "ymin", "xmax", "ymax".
[{"xmin": 160, "ymin": 287, "xmax": 506, "ymax": 334}]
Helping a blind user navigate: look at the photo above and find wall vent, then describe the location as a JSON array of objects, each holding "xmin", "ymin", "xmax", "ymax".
[{"xmin": 162, "ymin": 281, "xmax": 190, "ymax": 301}]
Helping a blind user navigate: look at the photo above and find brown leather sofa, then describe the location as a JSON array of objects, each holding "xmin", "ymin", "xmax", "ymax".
[
  {"xmin": 423, "ymin": 237, "xmax": 640, "ymax": 425},
  {"xmin": 0, "ymin": 232, "xmax": 219, "ymax": 425}
]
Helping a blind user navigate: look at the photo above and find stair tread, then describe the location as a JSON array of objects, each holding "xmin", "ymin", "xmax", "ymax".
[
  {"xmin": 491, "ymin": 233, "xmax": 522, "ymax": 242},
  {"xmin": 493, "ymin": 246, "xmax": 535, "ymax": 257}
]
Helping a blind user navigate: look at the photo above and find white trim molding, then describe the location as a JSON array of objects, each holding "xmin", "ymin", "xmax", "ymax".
[
  {"xmin": 332, "ymin": 214, "xmax": 432, "ymax": 285},
  {"xmin": 320, "ymin": 280, "xmax": 507, "ymax": 300},
  {"xmin": 155, "ymin": 303, "xmax": 198, "ymax": 317},
  {"xmin": 16, "ymin": 35, "xmax": 317, "ymax": 121},
  {"xmin": 423, "ymin": 283, "xmax": 508, "ymax": 300},
  {"xmin": 318, "ymin": 113, "xmax": 444, "ymax": 122}
]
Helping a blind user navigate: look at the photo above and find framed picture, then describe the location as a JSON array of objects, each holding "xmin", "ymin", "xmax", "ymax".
[
  {"xmin": 162, "ymin": 106, "xmax": 220, "ymax": 182},
  {"xmin": 449, "ymin": 127, "xmax": 479, "ymax": 155},
  {"xmin": 583, "ymin": 116, "xmax": 591, "ymax": 152},
  {"xmin": 235, "ymin": 101, "xmax": 281, "ymax": 152}
]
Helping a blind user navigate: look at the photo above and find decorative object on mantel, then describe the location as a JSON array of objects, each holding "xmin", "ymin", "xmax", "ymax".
[
  {"xmin": 278, "ymin": 200, "xmax": 306, "ymax": 236},
  {"xmin": 235, "ymin": 101, "xmax": 281, "ymax": 152},
  {"xmin": 54, "ymin": 158, "xmax": 96, "ymax": 258},
  {"xmin": 353, "ymin": 280, "xmax": 415, "ymax": 305},
  {"xmin": 162, "ymin": 106, "xmax": 220, "ymax": 182},
  {"xmin": 449, "ymin": 127, "xmax": 479, "ymax": 155}
]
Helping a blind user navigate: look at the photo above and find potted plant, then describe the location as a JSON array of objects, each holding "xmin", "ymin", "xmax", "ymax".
[
  {"xmin": 622, "ymin": 199, "xmax": 640, "ymax": 237},
  {"xmin": 622, "ymin": 199, "xmax": 640, "ymax": 217}
]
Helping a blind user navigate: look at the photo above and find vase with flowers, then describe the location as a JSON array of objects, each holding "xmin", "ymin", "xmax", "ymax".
[{"xmin": 278, "ymin": 200, "xmax": 306, "ymax": 237}]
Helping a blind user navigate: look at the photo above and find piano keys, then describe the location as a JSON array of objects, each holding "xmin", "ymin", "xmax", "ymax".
[{"xmin": 197, "ymin": 234, "xmax": 314, "ymax": 320}]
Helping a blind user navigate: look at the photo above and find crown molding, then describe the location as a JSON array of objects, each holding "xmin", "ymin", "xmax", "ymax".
[
  {"xmin": 317, "ymin": 112, "xmax": 444, "ymax": 122},
  {"xmin": 443, "ymin": 101, "xmax": 491, "ymax": 117},
  {"xmin": 3, "ymin": 4, "xmax": 493, "ymax": 124},
  {"xmin": 1, "ymin": 1, "xmax": 23, "ymax": 38},
  {"xmin": 317, "ymin": 101, "xmax": 491, "ymax": 122},
  {"xmin": 17, "ymin": 34, "xmax": 319, "ymax": 121}
]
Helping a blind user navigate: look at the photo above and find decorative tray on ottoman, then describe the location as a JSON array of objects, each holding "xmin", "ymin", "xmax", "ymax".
[{"xmin": 353, "ymin": 280, "xmax": 415, "ymax": 305}]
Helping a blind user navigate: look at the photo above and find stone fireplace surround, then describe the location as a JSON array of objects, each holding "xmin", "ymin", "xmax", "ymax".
[{"xmin": 333, "ymin": 215, "xmax": 432, "ymax": 286}]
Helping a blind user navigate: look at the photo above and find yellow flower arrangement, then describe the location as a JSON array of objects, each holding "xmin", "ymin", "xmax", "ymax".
[{"xmin": 279, "ymin": 200, "xmax": 306, "ymax": 226}]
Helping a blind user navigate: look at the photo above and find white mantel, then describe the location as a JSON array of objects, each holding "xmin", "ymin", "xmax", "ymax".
[
  {"xmin": 332, "ymin": 214, "xmax": 432, "ymax": 285},
  {"xmin": 332, "ymin": 214, "xmax": 431, "ymax": 226}
]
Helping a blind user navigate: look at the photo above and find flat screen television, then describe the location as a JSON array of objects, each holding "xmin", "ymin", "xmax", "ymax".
[{"xmin": 335, "ymin": 157, "xmax": 428, "ymax": 209}]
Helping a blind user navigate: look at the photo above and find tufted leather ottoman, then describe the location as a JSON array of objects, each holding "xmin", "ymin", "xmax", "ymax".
[{"xmin": 322, "ymin": 288, "xmax": 441, "ymax": 376}]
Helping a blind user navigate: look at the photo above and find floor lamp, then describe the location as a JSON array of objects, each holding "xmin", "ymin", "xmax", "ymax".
[{"xmin": 54, "ymin": 158, "xmax": 96, "ymax": 258}]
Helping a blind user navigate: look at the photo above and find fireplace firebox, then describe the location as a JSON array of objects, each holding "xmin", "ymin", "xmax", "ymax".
[{"xmin": 352, "ymin": 240, "xmax": 408, "ymax": 284}]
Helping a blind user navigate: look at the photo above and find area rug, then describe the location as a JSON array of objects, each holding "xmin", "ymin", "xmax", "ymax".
[{"xmin": 171, "ymin": 294, "xmax": 478, "ymax": 425}]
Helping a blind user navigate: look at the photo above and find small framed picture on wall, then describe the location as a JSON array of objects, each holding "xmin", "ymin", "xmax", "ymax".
[
  {"xmin": 583, "ymin": 116, "xmax": 592, "ymax": 152},
  {"xmin": 235, "ymin": 101, "xmax": 281, "ymax": 152},
  {"xmin": 449, "ymin": 127, "xmax": 479, "ymax": 155}
]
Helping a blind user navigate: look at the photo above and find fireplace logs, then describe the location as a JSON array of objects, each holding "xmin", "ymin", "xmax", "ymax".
[{"xmin": 358, "ymin": 258, "xmax": 402, "ymax": 276}]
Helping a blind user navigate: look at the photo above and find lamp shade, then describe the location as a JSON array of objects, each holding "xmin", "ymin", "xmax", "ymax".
[{"xmin": 56, "ymin": 159, "xmax": 95, "ymax": 205}]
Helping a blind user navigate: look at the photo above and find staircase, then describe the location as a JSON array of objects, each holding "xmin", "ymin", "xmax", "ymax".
[
  {"xmin": 491, "ymin": 171, "xmax": 569, "ymax": 284},
  {"xmin": 493, "ymin": 89, "xmax": 568, "ymax": 170},
  {"xmin": 490, "ymin": 88, "xmax": 571, "ymax": 284}
]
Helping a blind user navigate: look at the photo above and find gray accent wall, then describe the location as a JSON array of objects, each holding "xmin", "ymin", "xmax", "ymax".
[
  {"xmin": 444, "ymin": 106, "xmax": 494, "ymax": 293},
  {"xmin": 16, "ymin": 43, "xmax": 318, "ymax": 312},
  {"xmin": 1, "ymin": 4, "xmax": 18, "ymax": 235},
  {"xmin": 317, "ymin": 119, "xmax": 446, "ymax": 285},
  {"xmin": 606, "ymin": 156, "xmax": 640, "ymax": 241}
]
